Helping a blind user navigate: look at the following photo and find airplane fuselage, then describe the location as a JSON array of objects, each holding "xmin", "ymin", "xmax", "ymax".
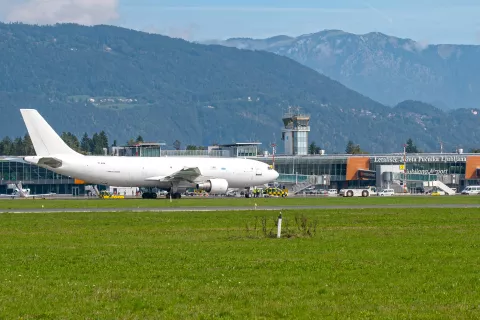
[{"xmin": 24, "ymin": 155, "xmax": 277, "ymax": 189}]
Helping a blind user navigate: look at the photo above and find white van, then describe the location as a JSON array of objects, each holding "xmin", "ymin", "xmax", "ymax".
[
  {"xmin": 377, "ymin": 188, "xmax": 395, "ymax": 196},
  {"xmin": 327, "ymin": 189, "xmax": 338, "ymax": 196},
  {"xmin": 461, "ymin": 186, "xmax": 480, "ymax": 195}
]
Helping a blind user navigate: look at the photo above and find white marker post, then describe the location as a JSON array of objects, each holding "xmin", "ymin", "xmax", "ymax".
[{"xmin": 277, "ymin": 212, "xmax": 282, "ymax": 238}]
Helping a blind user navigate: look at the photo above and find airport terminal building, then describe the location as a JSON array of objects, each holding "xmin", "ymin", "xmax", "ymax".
[
  {"xmin": 260, "ymin": 153, "xmax": 479, "ymax": 192},
  {"xmin": 1, "ymin": 109, "xmax": 479, "ymax": 195},
  {"xmin": 0, "ymin": 158, "xmax": 86, "ymax": 195}
]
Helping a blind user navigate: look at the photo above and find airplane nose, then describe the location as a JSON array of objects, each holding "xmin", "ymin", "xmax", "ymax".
[{"xmin": 272, "ymin": 169, "xmax": 279, "ymax": 180}]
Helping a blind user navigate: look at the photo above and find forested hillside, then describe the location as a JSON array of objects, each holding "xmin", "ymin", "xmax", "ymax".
[{"xmin": 0, "ymin": 23, "xmax": 479, "ymax": 153}]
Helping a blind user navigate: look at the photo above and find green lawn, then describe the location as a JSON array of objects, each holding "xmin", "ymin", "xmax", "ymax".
[
  {"xmin": 0, "ymin": 208, "xmax": 479, "ymax": 318},
  {"xmin": 0, "ymin": 195, "xmax": 479, "ymax": 210}
]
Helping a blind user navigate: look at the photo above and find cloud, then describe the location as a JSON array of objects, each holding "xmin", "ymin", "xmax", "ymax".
[
  {"xmin": 403, "ymin": 39, "xmax": 429, "ymax": 52},
  {"xmin": 3, "ymin": 0, "xmax": 119, "ymax": 25}
]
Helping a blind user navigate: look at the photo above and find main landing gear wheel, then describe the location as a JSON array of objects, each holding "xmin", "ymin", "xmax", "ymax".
[
  {"xmin": 142, "ymin": 192, "xmax": 157, "ymax": 199},
  {"xmin": 166, "ymin": 192, "xmax": 182, "ymax": 199}
]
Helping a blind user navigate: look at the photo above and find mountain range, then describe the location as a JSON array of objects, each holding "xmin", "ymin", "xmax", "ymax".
[
  {"xmin": 203, "ymin": 30, "xmax": 480, "ymax": 110},
  {"xmin": 0, "ymin": 22, "xmax": 479, "ymax": 153}
]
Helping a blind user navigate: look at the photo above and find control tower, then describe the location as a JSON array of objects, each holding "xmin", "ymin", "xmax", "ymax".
[{"xmin": 281, "ymin": 106, "xmax": 310, "ymax": 155}]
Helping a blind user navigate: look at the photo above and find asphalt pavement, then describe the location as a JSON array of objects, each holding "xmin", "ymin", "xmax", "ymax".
[{"xmin": 1, "ymin": 203, "xmax": 480, "ymax": 214}]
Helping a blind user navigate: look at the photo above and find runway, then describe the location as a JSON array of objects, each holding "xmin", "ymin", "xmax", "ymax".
[{"xmin": 1, "ymin": 203, "xmax": 480, "ymax": 214}]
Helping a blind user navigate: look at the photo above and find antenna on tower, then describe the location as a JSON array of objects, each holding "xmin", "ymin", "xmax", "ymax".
[
  {"xmin": 270, "ymin": 132, "xmax": 277, "ymax": 169},
  {"xmin": 438, "ymin": 137, "xmax": 443, "ymax": 154}
]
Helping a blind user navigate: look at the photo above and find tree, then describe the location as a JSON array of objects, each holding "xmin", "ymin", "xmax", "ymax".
[
  {"xmin": 91, "ymin": 132, "xmax": 108, "ymax": 155},
  {"xmin": 136, "ymin": 135, "xmax": 144, "ymax": 143},
  {"xmin": 173, "ymin": 140, "xmax": 181, "ymax": 150},
  {"xmin": 345, "ymin": 140, "xmax": 368, "ymax": 154},
  {"xmin": 186, "ymin": 145, "xmax": 206, "ymax": 151},
  {"xmin": 405, "ymin": 138, "xmax": 419, "ymax": 153},
  {"xmin": 309, "ymin": 141, "xmax": 321, "ymax": 155},
  {"xmin": 346, "ymin": 140, "xmax": 355, "ymax": 154},
  {"xmin": 13, "ymin": 137, "xmax": 23, "ymax": 155},
  {"xmin": 0, "ymin": 137, "xmax": 13, "ymax": 155},
  {"xmin": 98, "ymin": 131, "xmax": 109, "ymax": 150},
  {"xmin": 470, "ymin": 148, "xmax": 480, "ymax": 153},
  {"xmin": 80, "ymin": 133, "xmax": 92, "ymax": 154},
  {"xmin": 23, "ymin": 134, "xmax": 35, "ymax": 155},
  {"xmin": 60, "ymin": 132, "xmax": 80, "ymax": 152}
]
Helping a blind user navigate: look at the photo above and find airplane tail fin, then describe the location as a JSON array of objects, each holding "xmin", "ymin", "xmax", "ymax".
[
  {"xmin": 16, "ymin": 182, "xmax": 28, "ymax": 198},
  {"xmin": 20, "ymin": 109, "xmax": 80, "ymax": 157}
]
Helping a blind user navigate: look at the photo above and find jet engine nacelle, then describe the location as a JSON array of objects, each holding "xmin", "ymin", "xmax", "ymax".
[{"xmin": 196, "ymin": 178, "xmax": 229, "ymax": 194}]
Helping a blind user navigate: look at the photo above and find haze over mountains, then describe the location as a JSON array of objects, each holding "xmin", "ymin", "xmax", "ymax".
[
  {"xmin": 0, "ymin": 23, "xmax": 479, "ymax": 153},
  {"xmin": 203, "ymin": 30, "xmax": 480, "ymax": 110}
]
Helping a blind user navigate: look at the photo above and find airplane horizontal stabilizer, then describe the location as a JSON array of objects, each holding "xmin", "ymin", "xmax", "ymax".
[{"xmin": 37, "ymin": 157, "xmax": 63, "ymax": 168}]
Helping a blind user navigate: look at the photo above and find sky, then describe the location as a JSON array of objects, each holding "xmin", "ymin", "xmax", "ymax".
[{"xmin": 0, "ymin": 0, "xmax": 479, "ymax": 44}]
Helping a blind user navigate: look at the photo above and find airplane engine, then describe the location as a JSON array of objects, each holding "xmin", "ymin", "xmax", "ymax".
[{"xmin": 196, "ymin": 178, "xmax": 229, "ymax": 194}]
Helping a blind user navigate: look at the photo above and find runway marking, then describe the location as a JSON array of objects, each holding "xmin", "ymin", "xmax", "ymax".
[{"xmin": 1, "ymin": 203, "xmax": 480, "ymax": 214}]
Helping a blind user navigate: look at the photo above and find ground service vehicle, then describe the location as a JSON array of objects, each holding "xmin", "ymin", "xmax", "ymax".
[
  {"xmin": 99, "ymin": 191, "xmax": 125, "ymax": 199},
  {"xmin": 339, "ymin": 187, "xmax": 376, "ymax": 197},
  {"xmin": 461, "ymin": 186, "xmax": 480, "ymax": 195},
  {"xmin": 263, "ymin": 187, "xmax": 288, "ymax": 197}
]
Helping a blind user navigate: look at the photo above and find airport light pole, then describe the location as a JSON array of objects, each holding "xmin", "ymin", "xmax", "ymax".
[
  {"xmin": 403, "ymin": 144, "xmax": 406, "ymax": 192},
  {"xmin": 271, "ymin": 143, "xmax": 276, "ymax": 169}
]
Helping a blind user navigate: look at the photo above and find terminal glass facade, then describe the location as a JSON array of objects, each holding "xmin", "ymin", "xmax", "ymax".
[
  {"xmin": 293, "ymin": 132, "xmax": 308, "ymax": 155},
  {"xmin": 264, "ymin": 157, "xmax": 347, "ymax": 180},
  {"xmin": 259, "ymin": 153, "xmax": 478, "ymax": 190},
  {"xmin": 0, "ymin": 160, "xmax": 83, "ymax": 195}
]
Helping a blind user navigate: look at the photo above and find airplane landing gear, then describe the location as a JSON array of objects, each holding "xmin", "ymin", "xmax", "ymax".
[
  {"xmin": 142, "ymin": 192, "xmax": 157, "ymax": 199},
  {"xmin": 166, "ymin": 192, "xmax": 182, "ymax": 199},
  {"xmin": 166, "ymin": 182, "xmax": 182, "ymax": 199},
  {"xmin": 142, "ymin": 187, "xmax": 157, "ymax": 199}
]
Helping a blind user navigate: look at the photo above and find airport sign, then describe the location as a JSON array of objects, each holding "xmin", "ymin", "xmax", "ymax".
[{"xmin": 372, "ymin": 155, "xmax": 467, "ymax": 163}]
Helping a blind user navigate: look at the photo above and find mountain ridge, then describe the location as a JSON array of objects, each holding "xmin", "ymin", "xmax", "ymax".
[
  {"xmin": 203, "ymin": 29, "xmax": 480, "ymax": 110},
  {"xmin": 0, "ymin": 22, "xmax": 479, "ymax": 153}
]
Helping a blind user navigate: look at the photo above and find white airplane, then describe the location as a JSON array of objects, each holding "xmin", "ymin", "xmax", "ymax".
[
  {"xmin": 0, "ymin": 182, "xmax": 55, "ymax": 199},
  {"xmin": 19, "ymin": 109, "xmax": 279, "ymax": 199}
]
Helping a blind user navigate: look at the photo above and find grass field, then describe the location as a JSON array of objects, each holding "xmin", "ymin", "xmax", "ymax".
[
  {"xmin": 0, "ymin": 195, "xmax": 479, "ymax": 210},
  {"xmin": 1, "ymin": 208, "xmax": 480, "ymax": 319}
]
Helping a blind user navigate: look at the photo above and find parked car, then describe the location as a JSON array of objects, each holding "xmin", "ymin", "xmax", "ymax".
[
  {"xmin": 377, "ymin": 189, "xmax": 395, "ymax": 196},
  {"xmin": 461, "ymin": 186, "xmax": 480, "ymax": 195}
]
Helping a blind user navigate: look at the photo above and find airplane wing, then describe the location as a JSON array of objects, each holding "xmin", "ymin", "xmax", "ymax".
[
  {"xmin": 145, "ymin": 167, "xmax": 202, "ymax": 183},
  {"xmin": 25, "ymin": 193, "xmax": 56, "ymax": 198},
  {"xmin": 0, "ymin": 194, "xmax": 19, "ymax": 199}
]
